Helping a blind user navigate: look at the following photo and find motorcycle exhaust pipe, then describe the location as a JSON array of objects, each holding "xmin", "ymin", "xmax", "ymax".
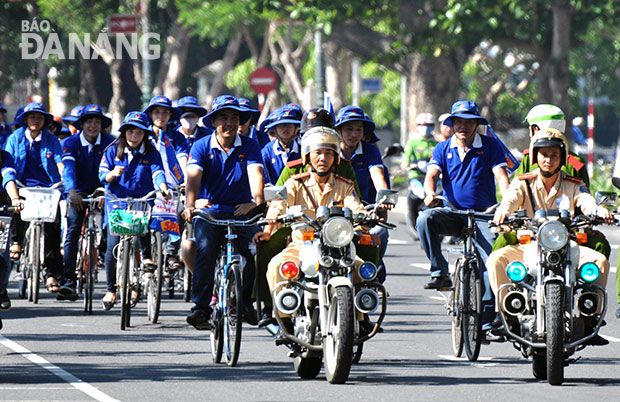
[
  {"xmin": 355, "ymin": 288, "xmax": 379, "ymax": 314},
  {"xmin": 577, "ymin": 292, "xmax": 599, "ymax": 316},
  {"xmin": 502, "ymin": 291, "xmax": 527, "ymax": 316},
  {"xmin": 275, "ymin": 289, "xmax": 301, "ymax": 315}
]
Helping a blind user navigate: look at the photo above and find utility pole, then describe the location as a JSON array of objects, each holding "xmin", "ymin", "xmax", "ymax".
[
  {"xmin": 314, "ymin": 30, "xmax": 324, "ymax": 106},
  {"xmin": 140, "ymin": 0, "xmax": 151, "ymax": 108}
]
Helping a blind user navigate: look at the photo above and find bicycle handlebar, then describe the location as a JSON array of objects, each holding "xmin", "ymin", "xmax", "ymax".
[
  {"xmin": 191, "ymin": 208, "xmax": 264, "ymax": 227},
  {"xmin": 434, "ymin": 195, "xmax": 496, "ymax": 220}
]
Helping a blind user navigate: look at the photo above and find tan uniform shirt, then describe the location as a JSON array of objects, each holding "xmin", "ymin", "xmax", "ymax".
[{"xmin": 496, "ymin": 169, "xmax": 598, "ymax": 218}]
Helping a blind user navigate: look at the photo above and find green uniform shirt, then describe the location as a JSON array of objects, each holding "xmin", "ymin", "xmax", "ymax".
[
  {"xmin": 402, "ymin": 137, "xmax": 437, "ymax": 179},
  {"xmin": 276, "ymin": 159, "xmax": 362, "ymax": 199}
]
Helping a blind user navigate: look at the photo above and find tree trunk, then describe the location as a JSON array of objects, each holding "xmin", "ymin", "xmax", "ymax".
[
  {"xmin": 206, "ymin": 31, "xmax": 243, "ymax": 106},
  {"xmin": 108, "ymin": 59, "xmax": 124, "ymax": 129},
  {"xmin": 79, "ymin": 59, "xmax": 100, "ymax": 105},
  {"xmin": 153, "ymin": 20, "xmax": 191, "ymax": 100},
  {"xmin": 548, "ymin": 3, "xmax": 572, "ymax": 122},
  {"xmin": 324, "ymin": 40, "xmax": 351, "ymax": 111}
]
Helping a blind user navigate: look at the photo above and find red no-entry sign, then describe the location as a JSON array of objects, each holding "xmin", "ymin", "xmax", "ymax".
[
  {"xmin": 249, "ymin": 67, "xmax": 278, "ymax": 95},
  {"xmin": 108, "ymin": 15, "xmax": 138, "ymax": 34}
]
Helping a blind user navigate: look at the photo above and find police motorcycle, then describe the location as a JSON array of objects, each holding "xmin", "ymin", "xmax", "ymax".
[
  {"xmin": 259, "ymin": 188, "xmax": 397, "ymax": 384},
  {"xmin": 489, "ymin": 191, "xmax": 617, "ymax": 385}
]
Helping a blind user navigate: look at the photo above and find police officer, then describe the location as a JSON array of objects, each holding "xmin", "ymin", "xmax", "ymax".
[
  {"xmin": 183, "ymin": 95, "xmax": 264, "ymax": 329},
  {"xmin": 261, "ymin": 104, "xmax": 303, "ymax": 185},
  {"xmin": 59, "ymin": 104, "xmax": 115, "ymax": 301}
]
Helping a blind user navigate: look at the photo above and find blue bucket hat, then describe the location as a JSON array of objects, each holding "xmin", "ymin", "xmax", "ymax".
[
  {"xmin": 143, "ymin": 95, "xmax": 181, "ymax": 121},
  {"xmin": 62, "ymin": 105, "xmax": 84, "ymax": 126},
  {"xmin": 119, "ymin": 111, "xmax": 152, "ymax": 133},
  {"xmin": 176, "ymin": 96, "xmax": 207, "ymax": 117},
  {"xmin": 76, "ymin": 104, "xmax": 112, "ymax": 130},
  {"xmin": 10, "ymin": 106, "xmax": 25, "ymax": 127},
  {"xmin": 237, "ymin": 98, "xmax": 261, "ymax": 126},
  {"xmin": 265, "ymin": 104, "xmax": 303, "ymax": 130},
  {"xmin": 335, "ymin": 106, "xmax": 376, "ymax": 135},
  {"xmin": 443, "ymin": 100, "xmax": 488, "ymax": 127},
  {"xmin": 363, "ymin": 113, "xmax": 380, "ymax": 143},
  {"xmin": 16, "ymin": 102, "xmax": 54, "ymax": 127},
  {"xmin": 202, "ymin": 95, "xmax": 251, "ymax": 130}
]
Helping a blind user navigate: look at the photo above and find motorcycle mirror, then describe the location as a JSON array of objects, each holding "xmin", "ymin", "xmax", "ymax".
[
  {"xmin": 382, "ymin": 143, "xmax": 404, "ymax": 159},
  {"xmin": 375, "ymin": 189, "xmax": 398, "ymax": 205},
  {"xmin": 594, "ymin": 191, "xmax": 618, "ymax": 209},
  {"xmin": 264, "ymin": 185, "xmax": 287, "ymax": 202},
  {"xmin": 612, "ymin": 177, "xmax": 620, "ymax": 190}
]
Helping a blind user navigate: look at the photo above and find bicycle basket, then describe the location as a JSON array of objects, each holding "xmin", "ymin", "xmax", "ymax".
[
  {"xmin": 19, "ymin": 187, "xmax": 62, "ymax": 222},
  {"xmin": 108, "ymin": 200, "xmax": 151, "ymax": 236}
]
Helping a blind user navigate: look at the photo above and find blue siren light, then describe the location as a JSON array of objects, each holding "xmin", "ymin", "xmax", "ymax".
[{"xmin": 506, "ymin": 261, "xmax": 527, "ymax": 282}]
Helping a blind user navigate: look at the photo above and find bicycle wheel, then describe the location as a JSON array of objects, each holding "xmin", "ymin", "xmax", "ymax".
[
  {"xmin": 120, "ymin": 239, "xmax": 131, "ymax": 330},
  {"xmin": 451, "ymin": 259, "xmax": 464, "ymax": 357},
  {"xmin": 76, "ymin": 231, "xmax": 85, "ymax": 296},
  {"xmin": 84, "ymin": 232, "xmax": 96, "ymax": 314},
  {"xmin": 147, "ymin": 232, "xmax": 164, "ymax": 323},
  {"xmin": 223, "ymin": 263, "xmax": 243, "ymax": 367},
  {"xmin": 461, "ymin": 261, "xmax": 482, "ymax": 361},
  {"xmin": 210, "ymin": 306, "xmax": 224, "ymax": 364},
  {"xmin": 183, "ymin": 266, "xmax": 192, "ymax": 302},
  {"xmin": 31, "ymin": 224, "xmax": 41, "ymax": 304}
]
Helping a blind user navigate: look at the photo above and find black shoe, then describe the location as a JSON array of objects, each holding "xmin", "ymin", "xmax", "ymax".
[
  {"xmin": 483, "ymin": 329, "xmax": 505, "ymax": 344},
  {"xmin": 424, "ymin": 275, "xmax": 452, "ymax": 290},
  {"xmin": 57, "ymin": 286, "xmax": 79, "ymax": 302},
  {"xmin": 586, "ymin": 334, "xmax": 609, "ymax": 346},
  {"xmin": 187, "ymin": 309, "xmax": 212, "ymax": 330},
  {"xmin": 101, "ymin": 299, "xmax": 115, "ymax": 311},
  {"xmin": 360, "ymin": 317, "xmax": 383, "ymax": 334},
  {"xmin": 616, "ymin": 307, "xmax": 620, "ymax": 319},
  {"xmin": 243, "ymin": 303, "xmax": 259, "ymax": 326},
  {"xmin": 0, "ymin": 289, "xmax": 11, "ymax": 311}
]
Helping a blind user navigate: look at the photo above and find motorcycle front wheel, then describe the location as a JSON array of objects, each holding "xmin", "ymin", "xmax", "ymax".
[
  {"xmin": 323, "ymin": 285, "xmax": 354, "ymax": 384},
  {"xmin": 294, "ymin": 356, "xmax": 322, "ymax": 379},
  {"xmin": 545, "ymin": 282, "xmax": 564, "ymax": 385}
]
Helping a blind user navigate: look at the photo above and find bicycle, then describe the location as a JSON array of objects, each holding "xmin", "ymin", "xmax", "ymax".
[
  {"xmin": 191, "ymin": 209, "xmax": 263, "ymax": 367},
  {"xmin": 15, "ymin": 182, "xmax": 63, "ymax": 304},
  {"xmin": 436, "ymin": 196, "xmax": 495, "ymax": 362},
  {"xmin": 107, "ymin": 190, "xmax": 158, "ymax": 330},
  {"xmin": 75, "ymin": 188, "xmax": 105, "ymax": 314},
  {"xmin": 157, "ymin": 185, "xmax": 187, "ymax": 301}
]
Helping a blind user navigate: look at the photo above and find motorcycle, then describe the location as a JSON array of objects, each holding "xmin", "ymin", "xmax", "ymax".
[
  {"xmin": 490, "ymin": 190, "xmax": 617, "ymax": 385},
  {"xmin": 261, "ymin": 189, "xmax": 397, "ymax": 384}
]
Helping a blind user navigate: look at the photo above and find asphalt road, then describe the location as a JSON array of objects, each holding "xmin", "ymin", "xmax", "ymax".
[{"xmin": 1, "ymin": 207, "xmax": 619, "ymax": 401}]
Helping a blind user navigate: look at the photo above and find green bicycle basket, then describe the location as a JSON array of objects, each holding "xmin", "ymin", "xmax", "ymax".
[{"xmin": 109, "ymin": 209, "xmax": 149, "ymax": 236}]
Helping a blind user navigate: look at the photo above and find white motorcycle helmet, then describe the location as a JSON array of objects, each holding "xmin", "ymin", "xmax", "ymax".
[
  {"xmin": 524, "ymin": 104, "xmax": 566, "ymax": 133},
  {"xmin": 300, "ymin": 126, "xmax": 341, "ymax": 165},
  {"xmin": 415, "ymin": 112, "xmax": 435, "ymax": 138}
]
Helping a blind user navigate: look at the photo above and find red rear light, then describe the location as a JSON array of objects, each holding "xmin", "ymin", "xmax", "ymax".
[{"xmin": 280, "ymin": 261, "xmax": 299, "ymax": 280}]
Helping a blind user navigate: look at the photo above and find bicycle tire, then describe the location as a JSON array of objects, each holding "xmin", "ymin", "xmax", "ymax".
[
  {"xmin": 451, "ymin": 259, "xmax": 464, "ymax": 357},
  {"xmin": 76, "ymin": 230, "xmax": 85, "ymax": 296},
  {"xmin": 183, "ymin": 267, "xmax": 192, "ymax": 303},
  {"xmin": 224, "ymin": 264, "xmax": 243, "ymax": 367},
  {"xmin": 461, "ymin": 261, "xmax": 482, "ymax": 361},
  {"xmin": 31, "ymin": 224, "xmax": 41, "ymax": 304},
  {"xmin": 120, "ymin": 239, "xmax": 131, "ymax": 330},
  {"xmin": 84, "ymin": 232, "xmax": 96, "ymax": 314},
  {"xmin": 147, "ymin": 231, "xmax": 163, "ymax": 323}
]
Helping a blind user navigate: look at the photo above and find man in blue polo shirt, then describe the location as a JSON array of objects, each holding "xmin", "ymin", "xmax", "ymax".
[
  {"xmin": 59, "ymin": 104, "xmax": 115, "ymax": 301},
  {"xmin": 261, "ymin": 104, "xmax": 303, "ymax": 184},
  {"xmin": 183, "ymin": 95, "xmax": 264, "ymax": 329},
  {"xmin": 417, "ymin": 100, "xmax": 509, "ymax": 293}
]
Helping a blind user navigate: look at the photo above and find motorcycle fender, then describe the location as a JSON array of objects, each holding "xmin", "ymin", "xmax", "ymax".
[{"xmin": 327, "ymin": 277, "xmax": 353, "ymax": 291}]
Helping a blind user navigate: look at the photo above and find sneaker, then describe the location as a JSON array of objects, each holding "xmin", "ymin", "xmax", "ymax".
[
  {"xmin": 424, "ymin": 275, "xmax": 452, "ymax": 290},
  {"xmin": 243, "ymin": 303, "xmax": 259, "ymax": 326},
  {"xmin": 187, "ymin": 309, "xmax": 212, "ymax": 330},
  {"xmin": 57, "ymin": 286, "xmax": 79, "ymax": 302},
  {"xmin": 0, "ymin": 289, "xmax": 11, "ymax": 310}
]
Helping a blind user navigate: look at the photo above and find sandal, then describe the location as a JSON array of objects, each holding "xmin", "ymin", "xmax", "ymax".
[
  {"xmin": 9, "ymin": 243, "xmax": 21, "ymax": 260},
  {"xmin": 101, "ymin": 292, "xmax": 116, "ymax": 311},
  {"xmin": 166, "ymin": 255, "xmax": 183, "ymax": 271},
  {"xmin": 45, "ymin": 277, "xmax": 60, "ymax": 293},
  {"xmin": 130, "ymin": 288, "xmax": 140, "ymax": 308}
]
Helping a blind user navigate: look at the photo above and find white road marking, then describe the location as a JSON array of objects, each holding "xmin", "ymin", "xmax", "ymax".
[
  {"xmin": 428, "ymin": 296, "xmax": 444, "ymax": 301},
  {"xmin": 601, "ymin": 334, "xmax": 620, "ymax": 343},
  {"xmin": 389, "ymin": 239, "xmax": 409, "ymax": 245},
  {"xmin": 410, "ymin": 263, "xmax": 430, "ymax": 271},
  {"xmin": 0, "ymin": 334, "xmax": 120, "ymax": 402},
  {"xmin": 437, "ymin": 354, "xmax": 499, "ymax": 366}
]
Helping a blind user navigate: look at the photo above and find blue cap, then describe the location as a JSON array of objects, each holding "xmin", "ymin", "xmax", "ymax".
[
  {"xmin": 202, "ymin": 95, "xmax": 251, "ymax": 130},
  {"xmin": 62, "ymin": 105, "xmax": 84, "ymax": 126},
  {"xmin": 16, "ymin": 102, "xmax": 54, "ymax": 127},
  {"xmin": 335, "ymin": 105, "xmax": 375, "ymax": 135},
  {"xmin": 76, "ymin": 104, "xmax": 112, "ymax": 129},
  {"xmin": 120, "ymin": 111, "xmax": 152, "ymax": 132},
  {"xmin": 443, "ymin": 100, "xmax": 488, "ymax": 126},
  {"xmin": 265, "ymin": 104, "xmax": 303, "ymax": 129},
  {"xmin": 176, "ymin": 96, "xmax": 207, "ymax": 117},
  {"xmin": 237, "ymin": 98, "xmax": 260, "ymax": 125},
  {"xmin": 143, "ymin": 95, "xmax": 181, "ymax": 121}
]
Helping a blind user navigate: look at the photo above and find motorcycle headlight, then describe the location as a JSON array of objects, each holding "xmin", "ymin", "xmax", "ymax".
[
  {"xmin": 538, "ymin": 220, "xmax": 568, "ymax": 251},
  {"xmin": 506, "ymin": 261, "xmax": 527, "ymax": 282},
  {"xmin": 321, "ymin": 217, "xmax": 354, "ymax": 248},
  {"xmin": 579, "ymin": 262, "xmax": 600, "ymax": 283}
]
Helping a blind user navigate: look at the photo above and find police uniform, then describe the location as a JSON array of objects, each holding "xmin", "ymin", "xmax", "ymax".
[
  {"xmin": 265, "ymin": 171, "xmax": 365, "ymax": 315},
  {"xmin": 487, "ymin": 170, "xmax": 609, "ymax": 310}
]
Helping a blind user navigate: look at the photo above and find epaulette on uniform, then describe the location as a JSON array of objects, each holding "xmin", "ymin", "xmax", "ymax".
[
  {"xmin": 334, "ymin": 174, "xmax": 353, "ymax": 184},
  {"xmin": 518, "ymin": 172, "xmax": 537, "ymax": 181},
  {"xmin": 292, "ymin": 172, "xmax": 310, "ymax": 180},
  {"xmin": 564, "ymin": 174, "xmax": 583, "ymax": 184},
  {"xmin": 567, "ymin": 154, "xmax": 585, "ymax": 171},
  {"xmin": 522, "ymin": 148, "xmax": 530, "ymax": 155},
  {"xmin": 286, "ymin": 158, "xmax": 303, "ymax": 168}
]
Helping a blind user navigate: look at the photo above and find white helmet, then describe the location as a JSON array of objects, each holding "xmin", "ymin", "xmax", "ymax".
[
  {"xmin": 524, "ymin": 104, "xmax": 566, "ymax": 132},
  {"xmin": 300, "ymin": 126, "xmax": 341, "ymax": 165},
  {"xmin": 415, "ymin": 112, "xmax": 435, "ymax": 126}
]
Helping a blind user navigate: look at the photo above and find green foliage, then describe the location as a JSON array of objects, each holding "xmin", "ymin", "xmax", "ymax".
[
  {"xmin": 358, "ymin": 62, "xmax": 399, "ymax": 132},
  {"xmin": 590, "ymin": 162, "xmax": 615, "ymax": 193},
  {"xmin": 225, "ymin": 58, "xmax": 256, "ymax": 98}
]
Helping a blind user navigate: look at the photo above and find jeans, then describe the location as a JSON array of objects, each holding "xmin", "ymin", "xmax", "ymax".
[
  {"xmin": 104, "ymin": 227, "xmax": 151, "ymax": 293},
  {"xmin": 61, "ymin": 205, "xmax": 86, "ymax": 288},
  {"xmin": 191, "ymin": 210, "xmax": 258, "ymax": 312}
]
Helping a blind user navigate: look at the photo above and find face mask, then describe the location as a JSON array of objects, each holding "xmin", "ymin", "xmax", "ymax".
[
  {"xmin": 416, "ymin": 125, "xmax": 434, "ymax": 138},
  {"xmin": 180, "ymin": 116, "xmax": 198, "ymax": 131}
]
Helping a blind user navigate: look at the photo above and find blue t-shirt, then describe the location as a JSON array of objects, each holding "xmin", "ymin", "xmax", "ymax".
[
  {"xmin": 429, "ymin": 133, "xmax": 506, "ymax": 211},
  {"xmin": 261, "ymin": 137, "xmax": 301, "ymax": 185},
  {"xmin": 172, "ymin": 125, "xmax": 212, "ymax": 156},
  {"xmin": 62, "ymin": 132, "xmax": 115, "ymax": 194},
  {"xmin": 343, "ymin": 141, "xmax": 383, "ymax": 203},
  {"xmin": 187, "ymin": 133, "xmax": 263, "ymax": 212}
]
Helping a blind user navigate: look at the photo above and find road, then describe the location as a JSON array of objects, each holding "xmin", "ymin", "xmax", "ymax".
[{"xmin": 1, "ymin": 206, "xmax": 619, "ymax": 401}]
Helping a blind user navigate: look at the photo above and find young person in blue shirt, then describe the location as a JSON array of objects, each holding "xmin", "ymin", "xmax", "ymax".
[
  {"xmin": 59, "ymin": 104, "xmax": 115, "ymax": 301},
  {"xmin": 0, "ymin": 150, "xmax": 24, "ymax": 311},
  {"xmin": 4, "ymin": 102, "xmax": 65, "ymax": 293},
  {"xmin": 237, "ymin": 97, "xmax": 270, "ymax": 149},
  {"xmin": 416, "ymin": 100, "xmax": 509, "ymax": 332},
  {"xmin": 62, "ymin": 105, "xmax": 84, "ymax": 136},
  {"xmin": 0, "ymin": 101, "xmax": 12, "ymax": 148},
  {"xmin": 183, "ymin": 95, "xmax": 264, "ymax": 329},
  {"xmin": 173, "ymin": 96, "xmax": 211, "ymax": 168},
  {"xmin": 261, "ymin": 104, "xmax": 303, "ymax": 184},
  {"xmin": 98, "ymin": 112, "xmax": 171, "ymax": 310},
  {"xmin": 336, "ymin": 106, "xmax": 391, "ymax": 283}
]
